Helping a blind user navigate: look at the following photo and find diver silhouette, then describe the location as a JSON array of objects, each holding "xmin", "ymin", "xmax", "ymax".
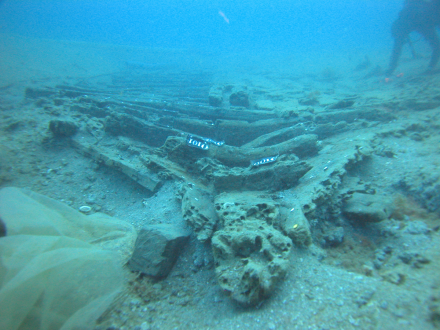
[{"xmin": 386, "ymin": 0, "xmax": 440, "ymax": 75}]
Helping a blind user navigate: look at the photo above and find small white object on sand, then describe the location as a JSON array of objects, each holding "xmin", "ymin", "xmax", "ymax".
[{"xmin": 79, "ymin": 205, "xmax": 92, "ymax": 214}]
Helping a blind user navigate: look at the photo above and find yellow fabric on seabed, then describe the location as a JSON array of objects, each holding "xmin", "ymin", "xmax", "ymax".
[{"xmin": 0, "ymin": 187, "xmax": 137, "ymax": 330}]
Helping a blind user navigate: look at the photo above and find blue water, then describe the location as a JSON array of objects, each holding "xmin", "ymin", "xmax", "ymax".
[{"xmin": 0, "ymin": 0, "xmax": 403, "ymax": 55}]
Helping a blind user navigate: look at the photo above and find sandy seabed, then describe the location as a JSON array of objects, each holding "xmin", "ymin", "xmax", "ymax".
[{"xmin": 1, "ymin": 33, "xmax": 440, "ymax": 330}]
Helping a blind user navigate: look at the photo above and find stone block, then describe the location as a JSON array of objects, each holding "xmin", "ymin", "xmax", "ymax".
[
  {"xmin": 343, "ymin": 193, "xmax": 394, "ymax": 223},
  {"xmin": 128, "ymin": 224, "xmax": 190, "ymax": 278}
]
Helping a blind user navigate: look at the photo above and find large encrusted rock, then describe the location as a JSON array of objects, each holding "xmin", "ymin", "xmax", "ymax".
[
  {"xmin": 181, "ymin": 187, "xmax": 218, "ymax": 242},
  {"xmin": 128, "ymin": 224, "xmax": 190, "ymax": 278},
  {"xmin": 214, "ymin": 192, "xmax": 281, "ymax": 226},
  {"xmin": 212, "ymin": 220, "xmax": 292, "ymax": 305},
  {"xmin": 212, "ymin": 192, "xmax": 292, "ymax": 305},
  {"xmin": 343, "ymin": 193, "xmax": 394, "ymax": 223}
]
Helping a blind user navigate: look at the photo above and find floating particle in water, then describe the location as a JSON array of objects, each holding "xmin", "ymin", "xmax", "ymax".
[{"xmin": 219, "ymin": 11, "xmax": 229, "ymax": 24}]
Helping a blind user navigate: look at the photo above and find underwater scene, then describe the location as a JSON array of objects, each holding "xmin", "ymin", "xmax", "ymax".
[{"xmin": 1, "ymin": 0, "xmax": 440, "ymax": 329}]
